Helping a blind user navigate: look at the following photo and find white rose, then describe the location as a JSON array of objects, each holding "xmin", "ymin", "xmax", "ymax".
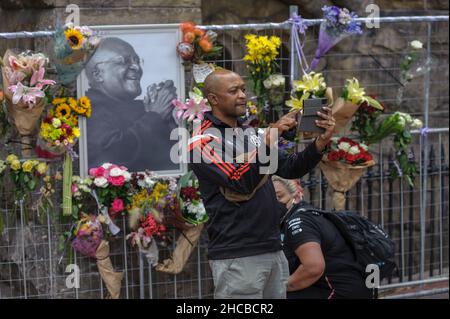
[
  {"xmin": 52, "ymin": 118, "xmax": 61, "ymax": 128},
  {"xmin": 360, "ymin": 143, "xmax": 369, "ymax": 151},
  {"xmin": 101, "ymin": 163, "xmax": 112, "ymax": 170},
  {"xmin": 411, "ymin": 118, "xmax": 423, "ymax": 129},
  {"xmin": 94, "ymin": 177, "xmax": 108, "ymax": 188},
  {"xmin": 348, "ymin": 146, "xmax": 360, "ymax": 155},
  {"xmin": 123, "ymin": 171, "xmax": 132, "ymax": 182},
  {"xmin": 338, "ymin": 142, "xmax": 351, "ymax": 152},
  {"xmin": 410, "ymin": 40, "xmax": 423, "ymax": 50},
  {"xmin": 263, "ymin": 77, "xmax": 273, "ymax": 89},
  {"xmin": 109, "ymin": 167, "xmax": 123, "ymax": 177}
]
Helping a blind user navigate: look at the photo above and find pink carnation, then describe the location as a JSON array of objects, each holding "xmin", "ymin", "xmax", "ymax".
[
  {"xmin": 89, "ymin": 166, "xmax": 106, "ymax": 178},
  {"xmin": 111, "ymin": 198, "xmax": 124, "ymax": 213},
  {"xmin": 108, "ymin": 175, "xmax": 125, "ymax": 186}
]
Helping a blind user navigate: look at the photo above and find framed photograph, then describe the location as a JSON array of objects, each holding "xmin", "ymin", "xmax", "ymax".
[{"xmin": 78, "ymin": 24, "xmax": 185, "ymax": 177}]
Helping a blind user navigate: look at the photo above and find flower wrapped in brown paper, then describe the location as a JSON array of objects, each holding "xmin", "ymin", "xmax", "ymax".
[
  {"xmin": 331, "ymin": 97, "xmax": 359, "ymax": 135},
  {"xmin": 320, "ymin": 158, "xmax": 375, "ymax": 211},
  {"xmin": 95, "ymin": 240, "xmax": 124, "ymax": 299},
  {"xmin": 155, "ymin": 224, "xmax": 204, "ymax": 275}
]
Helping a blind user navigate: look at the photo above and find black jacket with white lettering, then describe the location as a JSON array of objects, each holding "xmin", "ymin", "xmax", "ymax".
[{"xmin": 188, "ymin": 112, "xmax": 324, "ymax": 260}]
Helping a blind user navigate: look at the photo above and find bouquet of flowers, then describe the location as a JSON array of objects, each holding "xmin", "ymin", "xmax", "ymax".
[
  {"xmin": 244, "ymin": 34, "xmax": 281, "ymax": 113},
  {"xmin": 155, "ymin": 171, "xmax": 206, "ymax": 275},
  {"xmin": 286, "ymin": 72, "xmax": 329, "ymax": 111},
  {"xmin": 178, "ymin": 172, "xmax": 208, "ymax": 226},
  {"xmin": 309, "ymin": 6, "xmax": 362, "ymax": 71},
  {"xmin": 70, "ymin": 213, "xmax": 123, "ymax": 298},
  {"xmin": 333, "ymin": 77, "xmax": 384, "ymax": 133},
  {"xmin": 1, "ymin": 50, "xmax": 55, "ymax": 156},
  {"xmin": 263, "ymin": 74, "xmax": 286, "ymax": 108},
  {"xmin": 3, "ymin": 153, "xmax": 48, "ymax": 200},
  {"xmin": 127, "ymin": 212, "xmax": 166, "ymax": 266},
  {"xmin": 397, "ymin": 40, "xmax": 432, "ymax": 105},
  {"xmin": 320, "ymin": 137, "xmax": 375, "ymax": 210},
  {"xmin": 54, "ymin": 23, "xmax": 100, "ymax": 85},
  {"xmin": 71, "ymin": 213, "xmax": 103, "ymax": 258},
  {"xmin": 351, "ymin": 95, "xmax": 385, "ymax": 143},
  {"xmin": 89, "ymin": 163, "xmax": 133, "ymax": 220},
  {"xmin": 176, "ymin": 22, "xmax": 222, "ymax": 83},
  {"xmin": 71, "ymin": 175, "xmax": 93, "ymax": 219},
  {"xmin": 35, "ymin": 96, "xmax": 91, "ymax": 159},
  {"xmin": 365, "ymin": 112, "xmax": 422, "ymax": 186}
]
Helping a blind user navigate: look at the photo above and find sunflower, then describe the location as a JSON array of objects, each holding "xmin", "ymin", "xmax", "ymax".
[
  {"xmin": 55, "ymin": 103, "xmax": 72, "ymax": 119},
  {"xmin": 69, "ymin": 98, "xmax": 86, "ymax": 115},
  {"xmin": 85, "ymin": 106, "xmax": 91, "ymax": 118},
  {"xmin": 67, "ymin": 114, "xmax": 78, "ymax": 126},
  {"xmin": 52, "ymin": 97, "xmax": 67, "ymax": 106},
  {"xmin": 79, "ymin": 96, "xmax": 91, "ymax": 109},
  {"xmin": 64, "ymin": 28, "xmax": 84, "ymax": 50}
]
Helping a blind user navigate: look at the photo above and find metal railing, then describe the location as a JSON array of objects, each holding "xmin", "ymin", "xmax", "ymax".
[{"xmin": 0, "ymin": 9, "xmax": 448, "ymax": 298}]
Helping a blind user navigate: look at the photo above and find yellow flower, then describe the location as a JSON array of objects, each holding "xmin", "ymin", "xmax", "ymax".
[
  {"xmin": 56, "ymin": 103, "xmax": 71, "ymax": 119},
  {"xmin": 293, "ymin": 72, "xmax": 326, "ymax": 94},
  {"xmin": 79, "ymin": 96, "xmax": 91, "ymax": 110},
  {"xmin": 36, "ymin": 162, "xmax": 48, "ymax": 175},
  {"xmin": 22, "ymin": 160, "xmax": 34, "ymax": 172},
  {"xmin": 10, "ymin": 160, "xmax": 21, "ymax": 171},
  {"xmin": 85, "ymin": 106, "xmax": 91, "ymax": 118},
  {"xmin": 345, "ymin": 78, "xmax": 366, "ymax": 105},
  {"xmin": 285, "ymin": 94, "xmax": 308, "ymax": 111},
  {"xmin": 52, "ymin": 97, "xmax": 67, "ymax": 106},
  {"xmin": 64, "ymin": 28, "xmax": 84, "ymax": 50},
  {"xmin": 6, "ymin": 154, "xmax": 18, "ymax": 164},
  {"xmin": 73, "ymin": 127, "xmax": 80, "ymax": 138}
]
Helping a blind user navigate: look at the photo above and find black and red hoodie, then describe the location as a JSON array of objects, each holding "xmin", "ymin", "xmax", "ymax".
[{"xmin": 188, "ymin": 112, "xmax": 323, "ymax": 260}]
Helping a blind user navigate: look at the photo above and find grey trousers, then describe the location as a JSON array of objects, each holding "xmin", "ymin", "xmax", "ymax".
[{"xmin": 209, "ymin": 250, "xmax": 289, "ymax": 299}]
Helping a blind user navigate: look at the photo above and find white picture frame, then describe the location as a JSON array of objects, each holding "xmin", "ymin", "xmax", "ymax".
[{"xmin": 78, "ymin": 24, "xmax": 186, "ymax": 178}]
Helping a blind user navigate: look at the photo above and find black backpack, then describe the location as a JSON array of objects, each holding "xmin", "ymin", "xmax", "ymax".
[{"xmin": 290, "ymin": 204, "xmax": 397, "ymax": 280}]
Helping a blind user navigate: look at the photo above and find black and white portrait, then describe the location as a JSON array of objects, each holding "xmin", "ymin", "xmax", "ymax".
[{"xmin": 78, "ymin": 24, "xmax": 185, "ymax": 176}]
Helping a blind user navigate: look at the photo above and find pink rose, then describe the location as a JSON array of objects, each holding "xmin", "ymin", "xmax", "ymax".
[
  {"xmin": 71, "ymin": 184, "xmax": 78, "ymax": 194},
  {"xmin": 111, "ymin": 198, "xmax": 124, "ymax": 213},
  {"xmin": 89, "ymin": 166, "xmax": 106, "ymax": 178},
  {"xmin": 108, "ymin": 175, "xmax": 125, "ymax": 186}
]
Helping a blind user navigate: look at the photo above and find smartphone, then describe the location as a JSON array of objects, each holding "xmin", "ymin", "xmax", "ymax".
[{"xmin": 297, "ymin": 97, "xmax": 328, "ymax": 133}]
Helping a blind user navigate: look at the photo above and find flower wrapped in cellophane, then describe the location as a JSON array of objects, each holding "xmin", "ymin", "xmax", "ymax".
[
  {"xmin": 309, "ymin": 6, "xmax": 362, "ymax": 71},
  {"xmin": 1, "ymin": 50, "xmax": 55, "ymax": 156},
  {"xmin": 36, "ymin": 96, "xmax": 91, "ymax": 159},
  {"xmin": 244, "ymin": 34, "xmax": 281, "ymax": 117},
  {"xmin": 71, "ymin": 213, "xmax": 103, "ymax": 258},
  {"xmin": 54, "ymin": 23, "xmax": 100, "ymax": 85}
]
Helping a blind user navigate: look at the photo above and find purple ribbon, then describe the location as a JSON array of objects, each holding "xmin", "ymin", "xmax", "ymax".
[
  {"xmin": 288, "ymin": 13, "xmax": 309, "ymax": 77},
  {"xmin": 420, "ymin": 127, "xmax": 429, "ymax": 137},
  {"xmin": 393, "ymin": 158, "xmax": 403, "ymax": 177}
]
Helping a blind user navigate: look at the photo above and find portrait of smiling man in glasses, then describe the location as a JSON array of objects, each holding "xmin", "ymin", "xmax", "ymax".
[{"xmin": 84, "ymin": 36, "xmax": 179, "ymax": 173}]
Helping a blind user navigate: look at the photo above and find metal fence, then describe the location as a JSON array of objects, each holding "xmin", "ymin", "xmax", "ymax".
[{"xmin": 0, "ymin": 10, "xmax": 449, "ymax": 298}]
